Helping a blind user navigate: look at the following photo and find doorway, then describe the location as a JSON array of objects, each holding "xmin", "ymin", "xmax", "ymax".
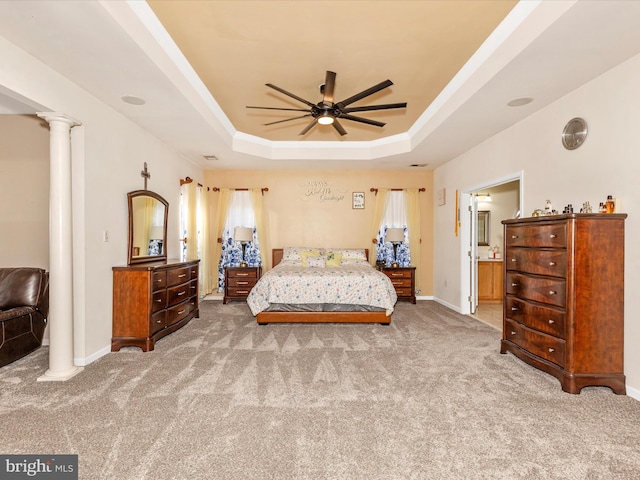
[{"xmin": 459, "ymin": 173, "xmax": 523, "ymax": 324}]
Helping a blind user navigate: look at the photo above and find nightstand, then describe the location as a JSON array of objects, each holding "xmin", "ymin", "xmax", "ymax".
[
  {"xmin": 382, "ymin": 266, "xmax": 416, "ymax": 303},
  {"xmin": 223, "ymin": 266, "xmax": 261, "ymax": 304}
]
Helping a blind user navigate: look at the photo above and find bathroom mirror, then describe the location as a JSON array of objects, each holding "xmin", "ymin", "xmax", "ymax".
[
  {"xmin": 477, "ymin": 210, "xmax": 490, "ymax": 246},
  {"xmin": 127, "ymin": 190, "xmax": 169, "ymax": 265}
]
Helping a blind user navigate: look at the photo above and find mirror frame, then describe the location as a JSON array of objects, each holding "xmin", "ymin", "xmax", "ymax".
[
  {"xmin": 127, "ymin": 190, "xmax": 169, "ymax": 265},
  {"xmin": 477, "ymin": 210, "xmax": 490, "ymax": 246}
]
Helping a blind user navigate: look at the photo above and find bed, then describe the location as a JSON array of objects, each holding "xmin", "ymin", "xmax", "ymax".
[{"xmin": 247, "ymin": 248, "xmax": 398, "ymax": 325}]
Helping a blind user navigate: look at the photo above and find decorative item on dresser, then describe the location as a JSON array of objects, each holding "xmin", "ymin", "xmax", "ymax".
[
  {"xmin": 501, "ymin": 213, "xmax": 627, "ymax": 394},
  {"xmin": 112, "ymin": 259, "xmax": 200, "ymax": 352},
  {"xmin": 224, "ymin": 266, "xmax": 261, "ymax": 304},
  {"xmin": 381, "ymin": 266, "xmax": 416, "ymax": 303}
]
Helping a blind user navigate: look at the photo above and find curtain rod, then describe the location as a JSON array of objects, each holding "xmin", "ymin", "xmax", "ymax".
[
  {"xmin": 210, "ymin": 187, "xmax": 269, "ymax": 195},
  {"xmin": 370, "ymin": 188, "xmax": 425, "ymax": 195},
  {"xmin": 180, "ymin": 176, "xmax": 208, "ymax": 190}
]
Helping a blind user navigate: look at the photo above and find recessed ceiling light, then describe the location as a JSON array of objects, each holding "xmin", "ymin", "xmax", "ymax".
[
  {"xmin": 204, "ymin": 155, "xmax": 218, "ymax": 161},
  {"xmin": 121, "ymin": 95, "xmax": 146, "ymax": 106},
  {"xmin": 410, "ymin": 163, "xmax": 428, "ymax": 167},
  {"xmin": 507, "ymin": 97, "xmax": 533, "ymax": 107}
]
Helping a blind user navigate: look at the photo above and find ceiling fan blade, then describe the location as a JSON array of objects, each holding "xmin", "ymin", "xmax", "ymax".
[
  {"xmin": 247, "ymin": 106, "xmax": 311, "ymax": 112},
  {"xmin": 264, "ymin": 114, "xmax": 312, "ymax": 126},
  {"xmin": 299, "ymin": 118, "xmax": 318, "ymax": 135},
  {"xmin": 335, "ymin": 79, "xmax": 393, "ymax": 108},
  {"xmin": 332, "ymin": 119, "xmax": 347, "ymax": 136},
  {"xmin": 266, "ymin": 83, "xmax": 316, "ymax": 108},
  {"xmin": 342, "ymin": 102, "xmax": 407, "ymax": 113},
  {"xmin": 323, "ymin": 71, "xmax": 336, "ymax": 105},
  {"xmin": 339, "ymin": 113, "xmax": 386, "ymax": 127}
]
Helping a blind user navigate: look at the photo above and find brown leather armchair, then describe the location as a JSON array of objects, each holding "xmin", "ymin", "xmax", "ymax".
[{"xmin": 0, "ymin": 268, "xmax": 49, "ymax": 368}]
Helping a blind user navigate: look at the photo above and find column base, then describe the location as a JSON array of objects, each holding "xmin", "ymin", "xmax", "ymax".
[{"xmin": 37, "ymin": 365, "xmax": 83, "ymax": 382}]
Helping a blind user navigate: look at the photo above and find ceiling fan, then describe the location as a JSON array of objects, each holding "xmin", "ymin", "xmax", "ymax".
[{"xmin": 246, "ymin": 70, "xmax": 407, "ymax": 136}]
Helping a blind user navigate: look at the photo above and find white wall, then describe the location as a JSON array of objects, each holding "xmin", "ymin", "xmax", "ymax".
[
  {"xmin": 0, "ymin": 115, "xmax": 50, "ymax": 267},
  {"xmin": 434, "ymin": 52, "xmax": 640, "ymax": 395},
  {"xmin": 0, "ymin": 36, "xmax": 203, "ymax": 365}
]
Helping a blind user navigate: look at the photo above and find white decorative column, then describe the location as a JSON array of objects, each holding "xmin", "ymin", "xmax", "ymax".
[{"xmin": 37, "ymin": 112, "xmax": 83, "ymax": 381}]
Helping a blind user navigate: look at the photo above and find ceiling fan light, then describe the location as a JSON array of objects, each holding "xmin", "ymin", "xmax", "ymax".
[{"xmin": 317, "ymin": 112, "xmax": 334, "ymax": 125}]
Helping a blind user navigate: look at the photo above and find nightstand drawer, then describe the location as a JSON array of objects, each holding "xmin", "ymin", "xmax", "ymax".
[
  {"xmin": 384, "ymin": 270, "xmax": 413, "ymax": 279},
  {"xmin": 227, "ymin": 277, "xmax": 258, "ymax": 288}
]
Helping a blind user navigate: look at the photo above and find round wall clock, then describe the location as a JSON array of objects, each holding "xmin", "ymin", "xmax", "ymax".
[{"xmin": 562, "ymin": 117, "xmax": 588, "ymax": 150}]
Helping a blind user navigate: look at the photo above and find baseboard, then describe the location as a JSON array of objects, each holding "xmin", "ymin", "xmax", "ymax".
[
  {"xmin": 415, "ymin": 295, "xmax": 433, "ymax": 301},
  {"xmin": 626, "ymin": 384, "xmax": 640, "ymax": 401},
  {"xmin": 75, "ymin": 345, "xmax": 110, "ymax": 367},
  {"xmin": 432, "ymin": 296, "xmax": 462, "ymax": 313}
]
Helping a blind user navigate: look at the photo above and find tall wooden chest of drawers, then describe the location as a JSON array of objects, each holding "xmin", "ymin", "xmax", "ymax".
[
  {"xmin": 500, "ymin": 214, "xmax": 626, "ymax": 394},
  {"xmin": 112, "ymin": 259, "xmax": 200, "ymax": 352}
]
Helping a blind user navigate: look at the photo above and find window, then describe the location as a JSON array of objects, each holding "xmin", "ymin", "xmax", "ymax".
[
  {"xmin": 376, "ymin": 191, "xmax": 411, "ymax": 266},
  {"xmin": 217, "ymin": 191, "xmax": 262, "ymax": 292}
]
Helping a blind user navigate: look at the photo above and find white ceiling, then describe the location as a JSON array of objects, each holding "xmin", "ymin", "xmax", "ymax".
[{"xmin": 1, "ymin": 1, "xmax": 640, "ymax": 170}]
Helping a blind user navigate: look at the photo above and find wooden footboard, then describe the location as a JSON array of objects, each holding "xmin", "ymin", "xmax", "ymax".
[{"xmin": 256, "ymin": 310, "xmax": 391, "ymax": 325}]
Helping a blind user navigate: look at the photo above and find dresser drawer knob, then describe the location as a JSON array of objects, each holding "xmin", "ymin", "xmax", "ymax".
[
  {"xmin": 548, "ymin": 319, "xmax": 555, "ymax": 324},
  {"xmin": 550, "ymin": 234, "xmax": 557, "ymax": 238},
  {"xmin": 178, "ymin": 291, "xmax": 186, "ymax": 296},
  {"xmin": 511, "ymin": 235, "xmax": 518, "ymax": 239},
  {"xmin": 510, "ymin": 331, "xmax": 517, "ymax": 336},
  {"xmin": 156, "ymin": 319, "xmax": 162, "ymax": 324},
  {"xmin": 155, "ymin": 299, "xmax": 162, "ymax": 303},
  {"xmin": 178, "ymin": 309, "xmax": 185, "ymax": 315},
  {"xmin": 548, "ymin": 348, "xmax": 555, "ymax": 353},
  {"xmin": 237, "ymin": 281, "xmax": 249, "ymax": 285},
  {"xmin": 549, "ymin": 262, "xmax": 556, "ymax": 266},
  {"xmin": 511, "ymin": 306, "xmax": 519, "ymax": 311},
  {"xmin": 511, "ymin": 258, "xmax": 517, "ymax": 262},
  {"xmin": 178, "ymin": 273, "xmax": 186, "ymax": 278},
  {"xmin": 549, "ymin": 290, "xmax": 557, "ymax": 295},
  {"xmin": 511, "ymin": 283, "xmax": 519, "ymax": 287},
  {"xmin": 237, "ymin": 272, "xmax": 249, "ymax": 277}
]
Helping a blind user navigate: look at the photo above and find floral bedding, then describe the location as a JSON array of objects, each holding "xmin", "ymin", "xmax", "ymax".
[{"xmin": 247, "ymin": 260, "xmax": 398, "ymax": 316}]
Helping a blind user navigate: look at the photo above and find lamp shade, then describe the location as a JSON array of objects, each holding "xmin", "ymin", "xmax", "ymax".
[
  {"xmin": 234, "ymin": 226, "xmax": 253, "ymax": 243},
  {"xmin": 385, "ymin": 228, "xmax": 404, "ymax": 243},
  {"xmin": 149, "ymin": 226, "xmax": 164, "ymax": 240}
]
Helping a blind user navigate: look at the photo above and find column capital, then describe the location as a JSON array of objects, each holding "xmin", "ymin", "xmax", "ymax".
[{"xmin": 37, "ymin": 112, "xmax": 82, "ymax": 127}]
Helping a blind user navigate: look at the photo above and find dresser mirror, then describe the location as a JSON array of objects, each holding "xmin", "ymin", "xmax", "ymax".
[{"xmin": 127, "ymin": 190, "xmax": 169, "ymax": 265}]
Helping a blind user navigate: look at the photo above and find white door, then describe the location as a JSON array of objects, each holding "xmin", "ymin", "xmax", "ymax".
[{"xmin": 469, "ymin": 193, "xmax": 479, "ymax": 314}]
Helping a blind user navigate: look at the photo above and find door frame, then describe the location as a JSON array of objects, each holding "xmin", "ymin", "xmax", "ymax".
[{"xmin": 459, "ymin": 171, "xmax": 524, "ymax": 315}]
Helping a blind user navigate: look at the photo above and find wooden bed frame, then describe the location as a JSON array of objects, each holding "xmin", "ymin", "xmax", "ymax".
[{"xmin": 255, "ymin": 248, "xmax": 392, "ymax": 325}]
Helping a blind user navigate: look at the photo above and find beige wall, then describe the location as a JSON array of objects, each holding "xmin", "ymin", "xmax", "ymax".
[
  {"xmin": 434, "ymin": 51, "xmax": 640, "ymax": 396},
  {"xmin": 0, "ymin": 115, "xmax": 50, "ymax": 268},
  {"xmin": 205, "ymin": 169, "xmax": 434, "ymax": 295}
]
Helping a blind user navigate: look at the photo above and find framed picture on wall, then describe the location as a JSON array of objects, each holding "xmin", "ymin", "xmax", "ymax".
[{"xmin": 352, "ymin": 192, "xmax": 365, "ymax": 209}]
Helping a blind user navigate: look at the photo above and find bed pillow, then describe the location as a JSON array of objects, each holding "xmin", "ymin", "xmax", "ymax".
[
  {"xmin": 328, "ymin": 248, "xmax": 367, "ymax": 261},
  {"xmin": 306, "ymin": 256, "xmax": 326, "ymax": 268},
  {"xmin": 283, "ymin": 247, "xmax": 322, "ymax": 263},
  {"xmin": 340, "ymin": 258, "xmax": 370, "ymax": 266},
  {"xmin": 324, "ymin": 251, "xmax": 343, "ymax": 267},
  {"xmin": 300, "ymin": 249, "xmax": 321, "ymax": 267}
]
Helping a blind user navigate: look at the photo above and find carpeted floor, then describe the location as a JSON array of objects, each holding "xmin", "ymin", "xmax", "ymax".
[{"xmin": 1, "ymin": 300, "xmax": 639, "ymax": 479}]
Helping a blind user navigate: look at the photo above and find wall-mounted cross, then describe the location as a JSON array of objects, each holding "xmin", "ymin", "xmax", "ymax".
[{"xmin": 141, "ymin": 162, "xmax": 151, "ymax": 190}]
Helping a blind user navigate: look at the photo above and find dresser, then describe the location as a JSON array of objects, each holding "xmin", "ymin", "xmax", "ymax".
[
  {"xmin": 224, "ymin": 266, "xmax": 261, "ymax": 303},
  {"xmin": 500, "ymin": 214, "xmax": 626, "ymax": 394},
  {"xmin": 112, "ymin": 259, "xmax": 199, "ymax": 352},
  {"xmin": 478, "ymin": 260, "xmax": 503, "ymax": 304},
  {"xmin": 381, "ymin": 266, "xmax": 416, "ymax": 303}
]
